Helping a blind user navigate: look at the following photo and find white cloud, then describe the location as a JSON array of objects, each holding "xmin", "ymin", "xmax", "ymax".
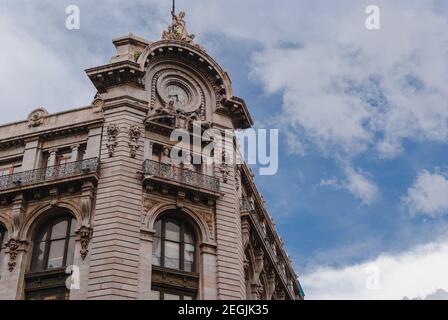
[
  {"xmin": 0, "ymin": 0, "xmax": 165, "ymax": 124},
  {"xmin": 0, "ymin": 15, "xmax": 95, "ymax": 124},
  {"xmin": 247, "ymin": 0, "xmax": 448, "ymax": 159},
  {"xmin": 402, "ymin": 170, "xmax": 448, "ymax": 218},
  {"xmin": 344, "ymin": 167, "xmax": 379, "ymax": 205},
  {"xmin": 301, "ymin": 237, "xmax": 448, "ymax": 300},
  {"xmin": 317, "ymin": 166, "xmax": 379, "ymax": 204}
]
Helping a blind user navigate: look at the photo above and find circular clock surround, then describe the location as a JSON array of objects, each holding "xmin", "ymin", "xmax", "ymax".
[{"xmin": 156, "ymin": 71, "xmax": 202, "ymax": 113}]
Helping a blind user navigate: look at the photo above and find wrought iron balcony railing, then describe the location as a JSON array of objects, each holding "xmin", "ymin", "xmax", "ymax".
[
  {"xmin": 0, "ymin": 158, "xmax": 100, "ymax": 192},
  {"xmin": 240, "ymin": 196, "xmax": 256, "ymax": 212},
  {"xmin": 142, "ymin": 159, "xmax": 220, "ymax": 193}
]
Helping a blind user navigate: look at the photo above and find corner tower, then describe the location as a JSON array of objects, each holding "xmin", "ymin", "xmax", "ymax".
[{"xmin": 0, "ymin": 8, "xmax": 303, "ymax": 301}]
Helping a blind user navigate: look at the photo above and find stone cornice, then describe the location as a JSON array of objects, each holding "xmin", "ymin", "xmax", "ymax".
[
  {"xmin": 85, "ymin": 61, "xmax": 145, "ymax": 93},
  {"xmin": 0, "ymin": 119, "xmax": 103, "ymax": 150}
]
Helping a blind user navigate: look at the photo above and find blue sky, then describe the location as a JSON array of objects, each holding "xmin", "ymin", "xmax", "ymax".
[{"xmin": 1, "ymin": 0, "xmax": 448, "ymax": 299}]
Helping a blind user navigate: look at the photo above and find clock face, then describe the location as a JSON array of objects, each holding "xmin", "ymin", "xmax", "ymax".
[{"xmin": 166, "ymin": 85, "xmax": 189, "ymax": 108}]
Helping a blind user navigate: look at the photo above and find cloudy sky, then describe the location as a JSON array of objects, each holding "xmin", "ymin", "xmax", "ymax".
[{"xmin": 1, "ymin": 0, "xmax": 448, "ymax": 300}]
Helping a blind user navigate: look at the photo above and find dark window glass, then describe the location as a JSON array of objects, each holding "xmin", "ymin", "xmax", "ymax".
[
  {"xmin": 0, "ymin": 225, "xmax": 8, "ymax": 274},
  {"xmin": 30, "ymin": 215, "xmax": 76, "ymax": 272},
  {"xmin": 152, "ymin": 216, "xmax": 196, "ymax": 272},
  {"xmin": 26, "ymin": 213, "xmax": 76, "ymax": 301},
  {"xmin": 151, "ymin": 214, "xmax": 198, "ymax": 301}
]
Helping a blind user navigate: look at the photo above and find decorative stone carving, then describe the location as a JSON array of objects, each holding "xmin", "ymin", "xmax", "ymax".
[
  {"xmin": 235, "ymin": 170, "xmax": 241, "ymax": 191},
  {"xmin": 76, "ymin": 225, "xmax": 93, "ymax": 261},
  {"xmin": 198, "ymin": 210, "xmax": 214, "ymax": 238},
  {"xmin": 243, "ymin": 255, "xmax": 250, "ymax": 271},
  {"xmin": 220, "ymin": 164, "xmax": 231, "ymax": 183},
  {"xmin": 266, "ymin": 270, "xmax": 276, "ymax": 300},
  {"xmin": 92, "ymin": 96, "xmax": 105, "ymax": 113},
  {"xmin": 162, "ymin": 11, "xmax": 196, "ymax": 44},
  {"xmin": 128, "ymin": 125, "xmax": 141, "ymax": 158},
  {"xmin": 80, "ymin": 182, "xmax": 95, "ymax": 226},
  {"xmin": 256, "ymin": 283, "xmax": 265, "ymax": 300},
  {"xmin": 6, "ymin": 239, "xmax": 26, "ymax": 272},
  {"xmin": 106, "ymin": 124, "xmax": 119, "ymax": 157},
  {"xmin": 161, "ymin": 146, "xmax": 172, "ymax": 165},
  {"xmin": 27, "ymin": 108, "xmax": 48, "ymax": 128}
]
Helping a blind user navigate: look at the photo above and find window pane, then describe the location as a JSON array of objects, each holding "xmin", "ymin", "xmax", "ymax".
[
  {"xmin": 164, "ymin": 241, "xmax": 180, "ymax": 269},
  {"xmin": 184, "ymin": 228, "xmax": 194, "ymax": 244},
  {"xmin": 165, "ymin": 221, "xmax": 180, "ymax": 241},
  {"xmin": 164, "ymin": 293, "xmax": 181, "ymax": 300},
  {"xmin": 31, "ymin": 241, "xmax": 46, "ymax": 271},
  {"xmin": 154, "ymin": 220, "xmax": 162, "ymax": 237},
  {"xmin": 35, "ymin": 229, "xmax": 49, "ymax": 243},
  {"xmin": 66, "ymin": 237, "xmax": 76, "ymax": 266},
  {"xmin": 69, "ymin": 219, "xmax": 77, "ymax": 236},
  {"xmin": 0, "ymin": 227, "xmax": 6, "ymax": 246},
  {"xmin": 0, "ymin": 251, "xmax": 5, "ymax": 273},
  {"xmin": 152, "ymin": 237, "xmax": 161, "ymax": 266},
  {"xmin": 51, "ymin": 220, "xmax": 68, "ymax": 240},
  {"xmin": 184, "ymin": 243, "xmax": 195, "ymax": 272},
  {"xmin": 47, "ymin": 240, "xmax": 65, "ymax": 269}
]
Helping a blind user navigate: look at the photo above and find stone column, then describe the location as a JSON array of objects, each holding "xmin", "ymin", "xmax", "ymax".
[
  {"xmin": 86, "ymin": 105, "xmax": 145, "ymax": 299},
  {"xmin": 0, "ymin": 194, "xmax": 28, "ymax": 299},
  {"xmin": 45, "ymin": 149, "xmax": 58, "ymax": 179},
  {"xmin": 47, "ymin": 149, "xmax": 58, "ymax": 167},
  {"xmin": 137, "ymin": 229, "xmax": 154, "ymax": 300},
  {"xmin": 200, "ymin": 242, "xmax": 218, "ymax": 300},
  {"xmin": 68, "ymin": 239, "xmax": 90, "ymax": 300},
  {"xmin": 0, "ymin": 239, "xmax": 28, "ymax": 300},
  {"xmin": 71, "ymin": 144, "xmax": 80, "ymax": 162},
  {"xmin": 214, "ymin": 129, "xmax": 246, "ymax": 299}
]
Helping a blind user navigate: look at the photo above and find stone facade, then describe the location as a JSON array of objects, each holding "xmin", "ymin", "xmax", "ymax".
[{"xmin": 0, "ymin": 12, "xmax": 304, "ymax": 300}]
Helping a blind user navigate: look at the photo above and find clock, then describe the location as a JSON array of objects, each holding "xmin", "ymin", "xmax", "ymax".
[
  {"xmin": 166, "ymin": 84, "xmax": 189, "ymax": 108},
  {"xmin": 155, "ymin": 70, "xmax": 203, "ymax": 114}
]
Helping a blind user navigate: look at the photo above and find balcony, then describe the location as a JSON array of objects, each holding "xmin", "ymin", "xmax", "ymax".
[
  {"xmin": 240, "ymin": 196, "xmax": 256, "ymax": 212},
  {"xmin": 142, "ymin": 159, "xmax": 221, "ymax": 200},
  {"xmin": 0, "ymin": 158, "xmax": 100, "ymax": 196}
]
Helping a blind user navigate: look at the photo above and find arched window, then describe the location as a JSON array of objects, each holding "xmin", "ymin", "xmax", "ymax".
[
  {"xmin": 151, "ymin": 213, "xmax": 198, "ymax": 300},
  {"xmin": 25, "ymin": 213, "xmax": 76, "ymax": 300},
  {"xmin": 0, "ymin": 224, "xmax": 8, "ymax": 274}
]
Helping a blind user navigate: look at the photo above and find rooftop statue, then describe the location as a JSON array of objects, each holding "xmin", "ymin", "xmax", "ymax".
[{"xmin": 162, "ymin": 11, "xmax": 195, "ymax": 44}]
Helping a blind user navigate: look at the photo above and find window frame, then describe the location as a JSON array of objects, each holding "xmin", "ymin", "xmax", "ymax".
[
  {"xmin": 151, "ymin": 213, "xmax": 200, "ymax": 301},
  {"xmin": 30, "ymin": 215, "xmax": 76, "ymax": 272},
  {"xmin": 0, "ymin": 224, "xmax": 6, "ymax": 248},
  {"xmin": 0, "ymin": 224, "xmax": 8, "ymax": 272},
  {"xmin": 154, "ymin": 216, "xmax": 197, "ymax": 273},
  {"xmin": 25, "ymin": 213, "xmax": 77, "ymax": 300},
  {"xmin": 151, "ymin": 286, "xmax": 196, "ymax": 300}
]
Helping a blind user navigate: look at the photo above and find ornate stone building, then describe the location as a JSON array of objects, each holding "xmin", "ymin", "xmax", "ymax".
[{"xmin": 0, "ymin": 11, "xmax": 304, "ymax": 300}]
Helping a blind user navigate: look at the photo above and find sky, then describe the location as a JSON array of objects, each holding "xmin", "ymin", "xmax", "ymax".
[{"xmin": 1, "ymin": 0, "xmax": 448, "ymax": 300}]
